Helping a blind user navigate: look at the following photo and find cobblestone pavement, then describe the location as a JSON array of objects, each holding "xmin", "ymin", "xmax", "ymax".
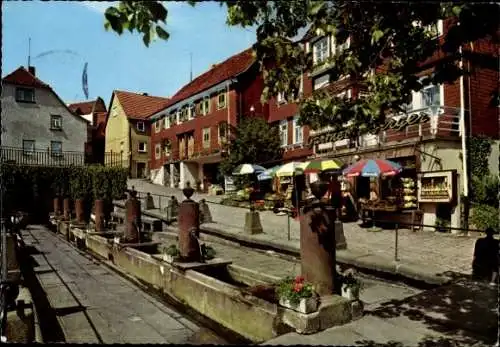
[
  {"xmin": 21, "ymin": 225, "xmax": 228, "ymax": 344},
  {"xmin": 129, "ymin": 179, "xmax": 479, "ymax": 275}
]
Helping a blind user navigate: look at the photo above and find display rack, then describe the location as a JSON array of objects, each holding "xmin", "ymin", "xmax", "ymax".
[{"xmin": 417, "ymin": 170, "xmax": 456, "ymax": 203}]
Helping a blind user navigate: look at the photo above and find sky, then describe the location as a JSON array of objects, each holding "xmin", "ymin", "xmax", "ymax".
[{"xmin": 2, "ymin": 1, "xmax": 257, "ymax": 105}]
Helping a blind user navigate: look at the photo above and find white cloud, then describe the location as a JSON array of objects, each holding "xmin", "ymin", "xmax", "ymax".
[{"xmin": 79, "ymin": 1, "xmax": 118, "ymax": 14}]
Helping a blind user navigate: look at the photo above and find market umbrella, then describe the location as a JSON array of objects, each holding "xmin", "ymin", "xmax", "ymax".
[
  {"xmin": 275, "ymin": 162, "xmax": 308, "ymax": 177},
  {"xmin": 257, "ymin": 165, "xmax": 280, "ymax": 181},
  {"xmin": 304, "ymin": 158, "xmax": 344, "ymax": 174},
  {"xmin": 232, "ymin": 164, "xmax": 266, "ymax": 176},
  {"xmin": 342, "ymin": 159, "xmax": 402, "ymax": 177}
]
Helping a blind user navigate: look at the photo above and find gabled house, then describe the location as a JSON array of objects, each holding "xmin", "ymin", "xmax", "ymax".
[
  {"xmin": 149, "ymin": 47, "xmax": 267, "ymax": 190},
  {"xmin": 68, "ymin": 97, "xmax": 108, "ymax": 164},
  {"xmin": 1, "ymin": 66, "xmax": 89, "ymax": 166},
  {"xmin": 105, "ymin": 90, "xmax": 170, "ymax": 178}
]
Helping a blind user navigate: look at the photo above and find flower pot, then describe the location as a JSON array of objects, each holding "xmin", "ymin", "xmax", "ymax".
[
  {"xmin": 53, "ymin": 197, "xmax": 62, "ymax": 216},
  {"xmin": 163, "ymin": 254, "xmax": 179, "ymax": 263},
  {"xmin": 63, "ymin": 198, "xmax": 71, "ymax": 221},
  {"xmin": 94, "ymin": 199, "xmax": 105, "ymax": 232},
  {"xmin": 279, "ymin": 297, "xmax": 318, "ymax": 314},
  {"xmin": 75, "ymin": 198, "xmax": 85, "ymax": 223},
  {"xmin": 341, "ymin": 284, "xmax": 360, "ymax": 301}
]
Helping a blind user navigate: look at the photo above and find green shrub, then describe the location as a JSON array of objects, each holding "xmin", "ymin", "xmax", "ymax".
[
  {"xmin": 471, "ymin": 204, "xmax": 499, "ymax": 231},
  {"xmin": 471, "ymin": 174, "xmax": 499, "ymax": 207}
]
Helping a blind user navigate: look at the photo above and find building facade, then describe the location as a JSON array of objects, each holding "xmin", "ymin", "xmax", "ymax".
[
  {"xmin": 1, "ymin": 66, "xmax": 89, "ymax": 166},
  {"xmin": 302, "ymin": 18, "xmax": 499, "ymax": 230},
  {"xmin": 68, "ymin": 97, "xmax": 109, "ymax": 164},
  {"xmin": 105, "ymin": 90, "xmax": 169, "ymax": 178},
  {"xmin": 149, "ymin": 48, "xmax": 267, "ymax": 190}
]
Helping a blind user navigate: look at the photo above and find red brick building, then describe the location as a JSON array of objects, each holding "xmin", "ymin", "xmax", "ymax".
[
  {"xmin": 68, "ymin": 97, "xmax": 108, "ymax": 164},
  {"xmin": 302, "ymin": 19, "xmax": 499, "ymax": 230}
]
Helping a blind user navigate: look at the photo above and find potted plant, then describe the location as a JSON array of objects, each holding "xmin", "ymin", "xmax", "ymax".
[
  {"xmin": 277, "ymin": 276, "xmax": 318, "ymax": 314},
  {"xmin": 70, "ymin": 168, "xmax": 91, "ymax": 224},
  {"xmin": 162, "ymin": 244, "xmax": 180, "ymax": 263},
  {"xmin": 201, "ymin": 244, "xmax": 216, "ymax": 261},
  {"xmin": 340, "ymin": 269, "xmax": 363, "ymax": 301}
]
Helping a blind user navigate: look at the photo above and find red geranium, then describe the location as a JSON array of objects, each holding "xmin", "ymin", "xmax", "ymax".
[{"xmin": 294, "ymin": 276, "xmax": 304, "ymax": 284}]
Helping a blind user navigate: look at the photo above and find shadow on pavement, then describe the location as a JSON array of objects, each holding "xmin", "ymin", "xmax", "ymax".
[
  {"xmin": 363, "ymin": 278, "xmax": 497, "ymax": 346},
  {"xmin": 355, "ymin": 335, "xmax": 484, "ymax": 347}
]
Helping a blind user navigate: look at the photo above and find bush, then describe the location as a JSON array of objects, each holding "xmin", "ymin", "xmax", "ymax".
[
  {"xmin": 471, "ymin": 174, "xmax": 499, "ymax": 207},
  {"xmin": 471, "ymin": 204, "xmax": 499, "ymax": 231}
]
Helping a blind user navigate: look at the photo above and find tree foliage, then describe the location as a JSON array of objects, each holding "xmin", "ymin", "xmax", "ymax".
[
  {"xmin": 105, "ymin": 1, "xmax": 499, "ymax": 133},
  {"xmin": 219, "ymin": 116, "xmax": 283, "ymax": 175}
]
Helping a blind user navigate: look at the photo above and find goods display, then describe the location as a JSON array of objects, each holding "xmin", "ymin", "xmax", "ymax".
[{"xmin": 400, "ymin": 177, "xmax": 417, "ymax": 209}]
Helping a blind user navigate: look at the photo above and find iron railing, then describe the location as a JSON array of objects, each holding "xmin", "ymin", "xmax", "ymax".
[{"xmin": 0, "ymin": 146, "xmax": 124, "ymax": 167}]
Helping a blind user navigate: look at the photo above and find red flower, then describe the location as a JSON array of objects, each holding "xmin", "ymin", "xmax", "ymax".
[
  {"xmin": 293, "ymin": 283, "xmax": 303, "ymax": 292},
  {"xmin": 294, "ymin": 276, "xmax": 304, "ymax": 284}
]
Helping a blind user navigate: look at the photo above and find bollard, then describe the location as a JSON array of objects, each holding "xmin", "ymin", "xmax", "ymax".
[
  {"xmin": 63, "ymin": 198, "xmax": 71, "ymax": 221},
  {"xmin": 199, "ymin": 199, "xmax": 213, "ymax": 224},
  {"xmin": 178, "ymin": 182, "xmax": 201, "ymax": 262},
  {"xmin": 125, "ymin": 191, "xmax": 141, "ymax": 243},
  {"xmin": 94, "ymin": 199, "xmax": 105, "ymax": 232},
  {"xmin": 75, "ymin": 198, "xmax": 85, "ymax": 224},
  {"xmin": 300, "ymin": 180, "xmax": 336, "ymax": 296},
  {"xmin": 165, "ymin": 196, "xmax": 179, "ymax": 221},
  {"xmin": 53, "ymin": 197, "xmax": 61, "ymax": 217},
  {"xmin": 394, "ymin": 223, "xmax": 399, "ymax": 262},
  {"xmin": 145, "ymin": 192, "xmax": 155, "ymax": 210}
]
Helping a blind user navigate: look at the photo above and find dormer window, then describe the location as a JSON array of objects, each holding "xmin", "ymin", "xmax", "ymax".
[
  {"xmin": 16, "ymin": 87, "xmax": 35, "ymax": 103},
  {"xmin": 136, "ymin": 121, "xmax": 145, "ymax": 132},
  {"xmin": 50, "ymin": 115, "xmax": 62, "ymax": 130},
  {"xmin": 217, "ymin": 91, "xmax": 227, "ymax": 109}
]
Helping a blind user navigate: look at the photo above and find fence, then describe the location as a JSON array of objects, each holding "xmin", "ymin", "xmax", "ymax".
[{"xmin": 0, "ymin": 146, "xmax": 124, "ymax": 167}]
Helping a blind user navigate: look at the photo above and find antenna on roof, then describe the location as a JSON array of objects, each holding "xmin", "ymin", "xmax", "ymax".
[
  {"xmin": 28, "ymin": 37, "xmax": 31, "ymax": 67},
  {"xmin": 190, "ymin": 52, "xmax": 193, "ymax": 82}
]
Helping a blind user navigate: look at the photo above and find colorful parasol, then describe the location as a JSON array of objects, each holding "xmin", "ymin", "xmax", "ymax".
[
  {"xmin": 257, "ymin": 165, "xmax": 281, "ymax": 181},
  {"xmin": 303, "ymin": 158, "xmax": 344, "ymax": 174},
  {"xmin": 232, "ymin": 164, "xmax": 266, "ymax": 176},
  {"xmin": 342, "ymin": 159, "xmax": 402, "ymax": 177},
  {"xmin": 275, "ymin": 162, "xmax": 309, "ymax": 177}
]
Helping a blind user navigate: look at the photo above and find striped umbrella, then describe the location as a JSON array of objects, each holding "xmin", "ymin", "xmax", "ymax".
[
  {"xmin": 275, "ymin": 162, "xmax": 308, "ymax": 177},
  {"xmin": 304, "ymin": 158, "xmax": 344, "ymax": 174},
  {"xmin": 343, "ymin": 159, "xmax": 402, "ymax": 177},
  {"xmin": 232, "ymin": 164, "xmax": 266, "ymax": 176},
  {"xmin": 257, "ymin": 165, "xmax": 281, "ymax": 181}
]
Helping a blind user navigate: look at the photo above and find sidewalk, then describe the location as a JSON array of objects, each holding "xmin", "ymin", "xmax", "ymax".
[{"xmin": 128, "ymin": 179, "xmax": 479, "ymax": 285}]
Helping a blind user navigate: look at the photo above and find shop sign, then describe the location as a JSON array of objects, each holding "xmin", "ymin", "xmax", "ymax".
[
  {"xmin": 308, "ymin": 111, "xmax": 431, "ymax": 147},
  {"xmin": 224, "ymin": 176, "xmax": 236, "ymax": 192}
]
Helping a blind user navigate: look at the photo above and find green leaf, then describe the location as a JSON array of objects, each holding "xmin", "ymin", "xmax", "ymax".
[
  {"xmin": 371, "ymin": 29, "xmax": 384, "ymax": 44},
  {"xmin": 156, "ymin": 26, "xmax": 170, "ymax": 40},
  {"xmin": 143, "ymin": 31, "xmax": 151, "ymax": 47},
  {"xmin": 452, "ymin": 5, "xmax": 462, "ymax": 17}
]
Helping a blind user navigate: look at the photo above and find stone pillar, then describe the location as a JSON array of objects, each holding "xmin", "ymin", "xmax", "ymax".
[
  {"xmin": 300, "ymin": 180, "xmax": 336, "ymax": 296},
  {"xmin": 165, "ymin": 196, "xmax": 179, "ymax": 221},
  {"xmin": 53, "ymin": 197, "xmax": 61, "ymax": 217},
  {"xmin": 178, "ymin": 182, "xmax": 201, "ymax": 262},
  {"xmin": 75, "ymin": 198, "xmax": 85, "ymax": 224},
  {"xmin": 145, "ymin": 192, "xmax": 155, "ymax": 210},
  {"xmin": 94, "ymin": 199, "xmax": 105, "ymax": 232},
  {"xmin": 63, "ymin": 198, "xmax": 71, "ymax": 221},
  {"xmin": 244, "ymin": 208, "xmax": 263, "ymax": 234},
  {"xmin": 125, "ymin": 192, "xmax": 141, "ymax": 243}
]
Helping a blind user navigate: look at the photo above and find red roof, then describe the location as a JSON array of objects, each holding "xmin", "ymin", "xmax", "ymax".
[
  {"xmin": 114, "ymin": 90, "xmax": 170, "ymax": 120},
  {"xmin": 2, "ymin": 66, "xmax": 50, "ymax": 89},
  {"xmin": 68, "ymin": 101, "xmax": 95, "ymax": 115},
  {"xmin": 167, "ymin": 47, "xmax": 255, "ymax": 107}
]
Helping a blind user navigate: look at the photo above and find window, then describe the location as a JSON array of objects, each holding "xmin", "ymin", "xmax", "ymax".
[
  {"xmin": 277, "ymin": 92, "xmax": 286, "ymax": 104},
  {"xmin": 138, "ymin": 142, "xmax": 147, "ymax": 153},
  {"xmin": 163, "ymin": 139, "xmax": 171, "ymax": 155},
  {"xmin": 333, "ymin": 36, "xmax": 350, "ymax": 56},
  {"xmin": 22, "ymin": 140, "xmax": 35, "ymax": 155},
  {"xmin": 189, "ymin": 104, "xmax": 196, "ymax": 119},
  {"xmin": 313, "ymin": 37, "xmax": 329, "ymax": 64},
  {"xmin": 201, "ymin": 97, "xmax": 211, "ymax": 115},
  {"xmin": 293, "ymin": 117, "xmax": 303, "ymax": 144},
  {"xmin": 202, "ymin": 128, "xmax": 211, "ymax": 148},
  {"xmin": 175, "ymin": 110, "xmax": 181, "ymax": 123},
  {"xmin": 421, "ymin": 85, "xmax": 440, "ymax": 108},
  {"xmin": 155, "ymin": 143, "xmax": 161, "ymax": 159},
  {"xmin": 50, "ymin": 141, "xmax": 62, "ymax": 157},
  {"xmin": 179, "ymin": 107, "xmax": 189, "ymax": 122},
  {"xmin": 50, "ymin": 115, "xmax": 62, "ymax": 130},
  {"xmin": 218, "ymin": 122, "xmax": 228, "ymax": 144},
  {"xmin": 163, "ymin": 116, "xmax": 169, "ymax": 129},
  {"xmin": 279, "ymin": 120, "xmax": 288, "ymax": 147},
  {"xmin": 217, "ymin": 92, "xmax": 227, "ymax": 109},
  {"xmin": 155, "ymin": 119, "xmax": 161, "ymax": 133},
  {"xmin": 15, "ymin": 87, "xmax": 35, "ymax": 103},
  {"xmin": 136, "ymin": 121, "xmax": 145, "ymax": 132}
]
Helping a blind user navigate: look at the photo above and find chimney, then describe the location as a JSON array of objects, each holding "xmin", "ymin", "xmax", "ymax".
[
  {"xmin": 142, "ymin": 93, "xmax": 149, "ymax": 96},
  {"xmin": 28, "ymin": 66, "xmax": 36, "ymax": 76}
]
